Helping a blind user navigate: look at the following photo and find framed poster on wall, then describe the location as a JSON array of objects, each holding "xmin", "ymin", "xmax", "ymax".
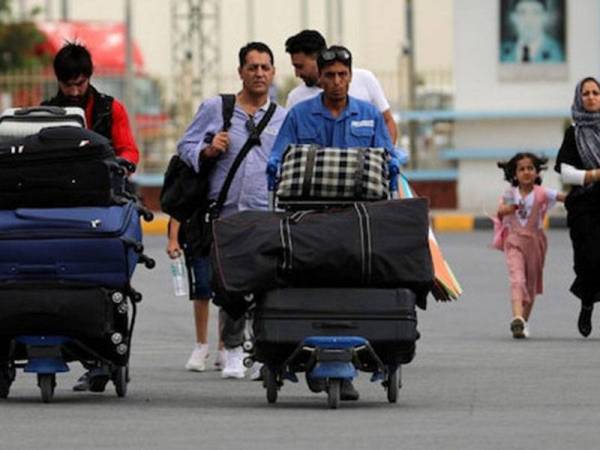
[{"xmin": 498, "ymin": 0, "xmax": 567, "ymax": 80}]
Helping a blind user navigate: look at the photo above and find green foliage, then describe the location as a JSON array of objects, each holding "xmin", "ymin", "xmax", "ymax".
[{"xmin": 0, "ymin": 1, "xmax": 47, "ymax": 73}]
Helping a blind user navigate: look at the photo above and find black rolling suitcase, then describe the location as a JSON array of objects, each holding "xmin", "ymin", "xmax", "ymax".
[
  {"xmin": 0, "ymin": 126, "xmax": 129, "ymax": 209},
  {"xmin": 253, "ymin": 287, "xmax": 419, "ymax": 366},
  {"xmin": 0, "ymin": 283, "xmax": 131, "ymax": 366}
]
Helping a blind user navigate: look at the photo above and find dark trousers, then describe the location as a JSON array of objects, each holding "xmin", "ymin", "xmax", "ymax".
[{"xmin": 219, "ymin": 308, "xmax": 245, "ymax": 349}]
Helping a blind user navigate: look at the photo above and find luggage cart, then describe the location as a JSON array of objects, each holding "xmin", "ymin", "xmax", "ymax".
[
  {"xmin": 244, "ymin": 147, "xmax": 422, "ymax": 408},
  {"xmin": 0, "ymin": 203, "xmax": 154, "ymax": 403},
  {"xmin": 0, "ymin": 283, "xmax": 149, "ymax": 403}
]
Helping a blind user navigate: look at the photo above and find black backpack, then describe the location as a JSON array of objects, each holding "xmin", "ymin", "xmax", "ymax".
[{"xmin": 160, "ymin": 94, "xmax": 235, "ymax": 222}]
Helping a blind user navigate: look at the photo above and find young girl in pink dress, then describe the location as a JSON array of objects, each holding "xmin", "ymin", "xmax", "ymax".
[{"xmin": 496, "ymin": 153, "xmax": 565, "ymax": 338}]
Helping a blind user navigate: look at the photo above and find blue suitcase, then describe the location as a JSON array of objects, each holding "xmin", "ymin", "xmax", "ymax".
[{"xmin": 0, "ymin": 202, "xmax": 145, "ymax": 288}]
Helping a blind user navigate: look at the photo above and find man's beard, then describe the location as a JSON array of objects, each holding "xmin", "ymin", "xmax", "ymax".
[
  {"xmin": 304, "ymin": 77, "xmax": 319, "ymax": 88},
  {"xmin": 63, "ymin": 95, "xmax": 87, "ymax": 107},
  {"xmin": 59, "ymin": 88, "xmax": 90, "ymax": 107}
]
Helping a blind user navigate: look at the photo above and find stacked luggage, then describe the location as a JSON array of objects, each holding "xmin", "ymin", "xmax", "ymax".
[
  {"xmin": 211, "ymin": 145, "xmax": 434, "ymax": 408},
  {"xmin": 0, "ymin": 106, "xmax": 155, "ymax": 403}
]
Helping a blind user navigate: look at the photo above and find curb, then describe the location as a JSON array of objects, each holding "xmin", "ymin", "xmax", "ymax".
[
  {"xmin": 431, "ymin": 213, "xmax": 568, "ymax": 232},
  {"xmin": 141, "ymin": 213, "xmax": 569, "ymax": 236}
]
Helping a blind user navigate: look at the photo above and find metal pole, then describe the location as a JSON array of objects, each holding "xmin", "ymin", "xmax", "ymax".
[
  {"xmin": 45, "ymin": 0, "xmax": 52, "ymax": 20},
  {"xmin": 300, "ymin": 0, "xmax": 308, "ymax": 29},
  {"xmin": 60, "ymin": 0, "xmax": 69, "ymax": 20},
  {"xmin": 405, "ymin": 0, "xmax": 418, "ymax": 169},
  {"xmin": 19, "ymin": 0, "xmax": 27, "ymax": 20},
  {"xmin": 326, "ymin": 0, "xmax": 333, "ymax": 43},
  {"xmin": 124, "ymin": 0, "xmax": 137, "ymax": 145},
  {"xmin": 247, "ymin": 0, "xmax": 254, "ymax": 42},
  {"xmin": 336, "ymin": 0, "xmax": 343, "ymax": 43}
]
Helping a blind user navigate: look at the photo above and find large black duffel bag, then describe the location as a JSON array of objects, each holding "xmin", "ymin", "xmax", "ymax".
[
  {"xmin": 212, "ymin": 198, "xmax": 433, "ymax": 316},
  {"xmin": 0, "ymin": 126, "xmax": 129, "ymax": 209}
]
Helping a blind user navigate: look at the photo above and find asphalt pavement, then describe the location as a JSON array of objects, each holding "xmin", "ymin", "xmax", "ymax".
[{"xmin": 1, "ymin": 231, "xmax": 598, "ymax": 450}]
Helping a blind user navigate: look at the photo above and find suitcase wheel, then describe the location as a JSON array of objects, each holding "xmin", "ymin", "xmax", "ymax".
[
  {"xmin": 113, "ymin": 365, "xmax": 128, "ymax": 398},
  {"xmin": 264, "ymin": 367, "xmax": 279, "ymax": 404},
  {"xmin": 37, "ymin": 373, "xmax": 56, "ymax": 403},
  {"xmin": 384, "ymin": 365, "xmax": 400, "ymax": 404},
  {"xmin": 327, "ymin": 379, "xmax": 341, "ymax": 409}
]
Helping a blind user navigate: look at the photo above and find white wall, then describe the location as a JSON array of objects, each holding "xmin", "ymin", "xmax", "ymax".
[
  {"xmin": 453, "ymin": 0, "xmax": 600, "ymax": 212},
  {"xmin": 454, "ymin": 0, "xmax": 600, "ymax": 110}
]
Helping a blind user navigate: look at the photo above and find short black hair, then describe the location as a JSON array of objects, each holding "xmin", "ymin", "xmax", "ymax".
[
  {"xmin": 497, "ymin": 152, "xmax": 548, "ymax": 186},
  {"xmin": 53, "ymin": 42, "xmax": 93, "ymax": 83},
  {"xmin": 238, "ymin": 42, "xmax": 274, "ymax": 68},
  {"xmin": 317, "ymin": 45, "xmax": 352, "ymax": 72},
  {"xmin": 285, "ymin": 30, "xmax": 327, "ymax": 56}
]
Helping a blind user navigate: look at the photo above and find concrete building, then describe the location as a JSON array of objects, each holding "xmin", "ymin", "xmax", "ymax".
[
  {"xmin": 23, "ymin": 0, "xmax": 452, "ymax": 108},
  {"xmin": 451, "ymin": 0, "xmax": 598, "ymax": 212}
]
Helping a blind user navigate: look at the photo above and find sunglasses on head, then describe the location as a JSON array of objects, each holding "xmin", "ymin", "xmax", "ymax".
[{"xmin": 320, "ymin": 49, "xmax": 351, "ymax": 63}]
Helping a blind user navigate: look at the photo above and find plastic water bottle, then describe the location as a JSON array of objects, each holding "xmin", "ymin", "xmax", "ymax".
[
  {"xmin": 170, "ymin": 256, "xmax": 188, "ymax": 297},
  {"xmin": 502, "ymin": 190, "xmax": 516, "ymax": 205}
]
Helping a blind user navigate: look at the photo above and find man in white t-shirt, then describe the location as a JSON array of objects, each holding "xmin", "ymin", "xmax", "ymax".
[{"xmin": 284, "ymin": 30, "xmax": 398, "ymax": 144}]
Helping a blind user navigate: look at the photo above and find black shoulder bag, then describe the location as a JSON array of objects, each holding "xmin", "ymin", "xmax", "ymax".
[
  {"xmin": 187, "ymin": 102, "xmax": 278, "ymax": 258},
  {"xmin": 159, "ymin": 94, "xmax": 236, "ymax": 222}
]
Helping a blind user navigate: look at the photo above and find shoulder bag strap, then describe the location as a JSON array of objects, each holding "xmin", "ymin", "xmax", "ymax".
[
  {"xmin": 219, "ymin": 94, "xmax": 236, "ymax": 132},
  {"xmin": 211, "ymin": 102, "xmax": 277, "ymax": 217}
]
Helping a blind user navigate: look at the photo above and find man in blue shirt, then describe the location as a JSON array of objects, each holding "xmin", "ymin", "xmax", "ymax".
[
  {"xmin": 268, "ymin": 46, "xmax": 398, "ymax": 186},
  {"xmin": 268, "ymin": 45, "xmax": 394, "ymax": 401},
  {"xmin": 176, "ymin": 42, "xmax": 286, "ymax": 380}
]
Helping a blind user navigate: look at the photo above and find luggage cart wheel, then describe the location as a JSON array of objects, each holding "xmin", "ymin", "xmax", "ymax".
[
  {"xmin": 113, "ymin": 366, "xmax": 128, "ymax": 398},
  {"xmin": 37, "ymin": 373, "xmax": 56, "ymax": 403},
  {"xmin": 242, "ymin": 340, "xmax": 254, "ymax": 352},
  {"xmin": 142, "ymin": 210, "xmax": 154, "ymax": 222},
  {"xmin": 0, "ymin": 368, "xmax": 12, "ymax": 399},
  {"xmin": 327, "ymin": 379, "xmax": 341, "ymax": 409},
  {"xmin": 265, "ymin": 368, "xmax": 278, "ymax": 404},
  {"xmin": 139, "ymin": 255, "xmax": 156, "ymax": 269},
  {"xmin": 386, "ymin": 367, "xmax": 399, "ymax": 404}
]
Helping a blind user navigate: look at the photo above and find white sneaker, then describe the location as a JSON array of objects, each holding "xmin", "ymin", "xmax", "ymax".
[
  {"xmin": 214, "ymin": 349, "xmax": 227, "ymax": 371},
  {"xmin": 248, "ymin": 362, "xmax": 264, "ymax": 381},
  {"xmin": 221, "ymin": 347, "xmax": 246, "ymax": 379},
  {"xmin": 510, "ymin": 317, "xmax": 526, "ymax": 339},
  {"xmin": 185, "ymin": 344, "xmax": 209, "ymax": 372},
  {"xmin": 523, "ymin": 322, "xmax": 530, "ymax": 338}
]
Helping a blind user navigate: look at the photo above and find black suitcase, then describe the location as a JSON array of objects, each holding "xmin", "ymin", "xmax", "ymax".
[
  {"xmin": 253, "ymin": 288, "xmax": 419, "ymax": 366},
  {"xmin": 0, "ymin": 284, "xmax": 126, "ymax": 339},
  {"xmin": 0, "ymin": 126, "xmax": 128, "ymax": 209},
  {"xmin": 0, "ymin": 283, "xmax": 130, "ymax": 364}
]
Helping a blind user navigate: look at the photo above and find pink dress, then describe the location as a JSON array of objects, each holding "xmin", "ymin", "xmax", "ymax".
[{"xmin": 504, "ymin": 186, "xmax": 549, "ymax": 305}]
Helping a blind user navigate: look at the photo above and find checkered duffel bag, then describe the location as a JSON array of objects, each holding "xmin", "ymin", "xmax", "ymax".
[{"xmin": 276, "ymin": 145, "xmax": 390, "ymax": 200}]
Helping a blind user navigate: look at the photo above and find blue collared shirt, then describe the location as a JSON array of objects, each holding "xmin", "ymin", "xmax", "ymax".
[
  {"xmin": 177, "ymin": 95, "xmax": 287, "ymax": 217},
  {"xmin": 268, "ymin": 94, "xmax": 393, "ymax": 167}
]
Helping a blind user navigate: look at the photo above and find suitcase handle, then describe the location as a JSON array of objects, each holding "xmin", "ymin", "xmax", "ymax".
[
  {"xmin": 13, "ymin": 264, "xmax": 61, "ymax": 274},
  {"xmin": 312, "ymin": 321, "xmax": 358, "ymax": 330},
  {"xmin": 14, "ymin": 106, "xmax": 67, "ymax": 116}
]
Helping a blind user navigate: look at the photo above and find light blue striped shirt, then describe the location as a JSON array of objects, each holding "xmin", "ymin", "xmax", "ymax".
[{"xmin": 177, "ymin": 95, "xmax": 287, "ymax": 217}]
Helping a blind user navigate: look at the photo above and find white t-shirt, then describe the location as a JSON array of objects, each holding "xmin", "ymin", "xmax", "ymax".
[
  {"xmin": 507, "ymin": 186, "xmax": 558, "ymax": 228},
  {"xmin": 285, "ymin": 68, "xmax": 391, "ymax": 113}
]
